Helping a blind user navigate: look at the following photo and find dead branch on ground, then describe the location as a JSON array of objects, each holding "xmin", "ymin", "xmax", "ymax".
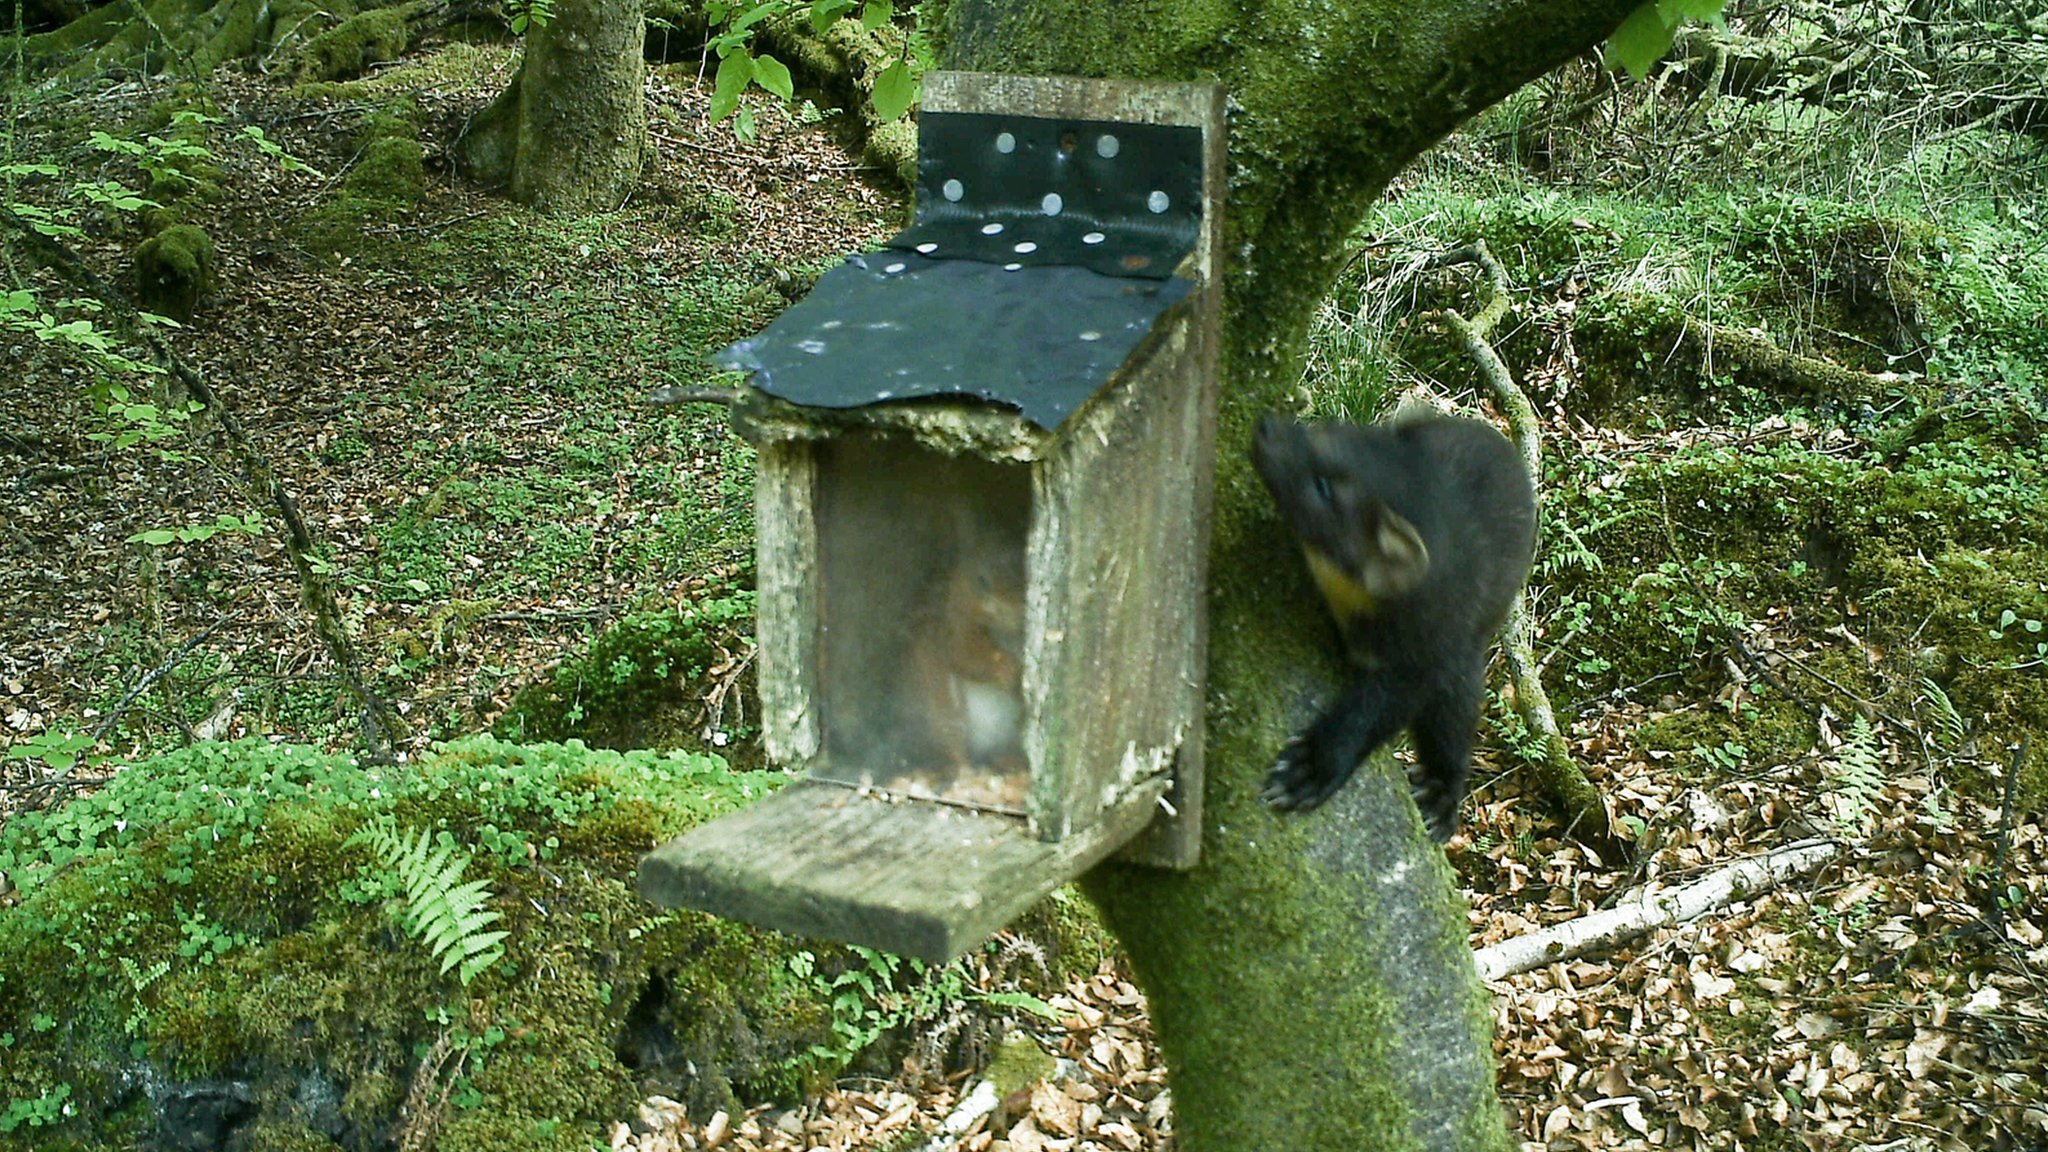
[
  {"xmin": 3, "ymin": 205, "xmax": 407, "ymax": 758},
  {"xmin": 1424, "ymin": 239, "xmax": 1627, "ymax": 860},
  {"xmin": 1473, "ymin": 837, "xmax": 1843, "ymax": 980},
  {"xmin": 1668, "ymin": 314, "xmax": 1907, "ymax": 401}
]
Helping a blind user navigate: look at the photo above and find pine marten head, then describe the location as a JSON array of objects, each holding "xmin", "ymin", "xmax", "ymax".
[{"xmin": 1252, "ymin": 414, "xmax": 1431, "ymax": 623}]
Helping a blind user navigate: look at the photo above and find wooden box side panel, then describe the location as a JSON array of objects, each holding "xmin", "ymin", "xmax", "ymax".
[
  {"xmin": 754, "ymin": 441, "xmax": 820, "ymax": 767},
  {"xmin": 1026, "ymin": 308, "xmax": 1208, "ymax": 845},
  {"xmin": 1115, "ymin": 288, "xmax": 1218, "ymax": 869}
]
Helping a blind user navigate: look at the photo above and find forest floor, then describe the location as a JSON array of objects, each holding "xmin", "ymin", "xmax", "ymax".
[{"xmin": 4, "ymin": 40, "xmax": 2046, "ymax": 1152}]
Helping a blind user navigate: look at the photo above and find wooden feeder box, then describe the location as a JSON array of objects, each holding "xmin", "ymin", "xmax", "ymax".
[{"xmin": 639, "ymin": 73, "xmax": 1224, "ymax": 962}]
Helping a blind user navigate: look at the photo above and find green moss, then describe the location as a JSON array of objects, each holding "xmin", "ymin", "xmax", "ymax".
[
  {"xmin": 34, "ymin": 0, "xmax": 269, "ymax": 77},
  {"xmin": 293, "ymin": 41, "xmax": 509, "ymax": 101},
  {"xmin": 984, "ymin": 1033, "xmax": 1055, "ymax": 1098},
  {"xmin": 1857, "ymin": 546, "xmax": 2048, "ymax": 803},
  {"xmin": 1635, "ymin": 698, "xmax": 1814, "ymax": 780},
  {"xmin": 297, "ymin": 133, "xmax": 429, "ymax": 255},
  {"xmin": 345, "ymin": 134, "xmax": 428, "ymax": 203},
  {"xmin": 133, "ymin": 223, "xmax": 218, "ymax": 322},
  {"xmin": 495, "ymin": 591, "xmax": 758, "ymax": 757},
  {"xmin": 356, "ymin": 98, "xmax": 426, "ymax": 147},
  {"xmin": 1007, "ymin": 887, "xmax": 1119, "ymax": 984},
  {"xmin": 292, "ymin": 3, "xmax": 415, "ymax": 82},
  {"xmin": 23, "ymin": 0, "xmax": 129, "ymax": 61},
  {"xmin": 0, "ymin": 737, "xmax": 850, "ymax": 1152},
  {"xmin": 1531, "ymin": 392, "xmax": 2046, "ymax": 809}
]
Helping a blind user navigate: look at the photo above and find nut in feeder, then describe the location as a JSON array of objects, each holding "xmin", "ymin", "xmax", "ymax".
[{"xmin": 639, "ymin": 73, "xmax": 1224, "ymax": 962}]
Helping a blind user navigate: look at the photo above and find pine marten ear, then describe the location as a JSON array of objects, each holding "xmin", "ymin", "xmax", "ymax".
[{"xmin": 1359, "ymin": 508, "xmax": 1429, "ymax": 600}]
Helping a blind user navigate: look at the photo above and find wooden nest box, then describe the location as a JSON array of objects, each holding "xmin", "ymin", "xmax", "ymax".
[{"xmin": 639, "ymin": 73, "xmax": 1224, "ymax": 962}]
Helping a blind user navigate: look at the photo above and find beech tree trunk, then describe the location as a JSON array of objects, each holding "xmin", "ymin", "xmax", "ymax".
[
  {"xmin": 932, "ymin": 2, "xmax": 1645, "ymax": 1147},
  {"xmin": 458, "ymin": 0, "xmax": 647, "ymax": 212}
]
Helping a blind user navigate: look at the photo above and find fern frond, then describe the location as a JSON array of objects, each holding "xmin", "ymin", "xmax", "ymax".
[
  {"xmin": 352, "ymin": 821, "xmax": 509, "ymax": 986},
  {"xmin": 1823, "ymin": 714, "xmax": 1886, "ymax": 835},
  {"xmin": 1919, "ymin": 678, "xmax": 1967, "ymax": 750}
]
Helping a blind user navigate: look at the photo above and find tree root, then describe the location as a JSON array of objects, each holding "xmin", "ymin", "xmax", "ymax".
[
  {"xmin": 28, "ymin": 0, "xmax": 497, "ymax": 85},
  {"xmin": 752, "ymin": 12, "xmax": 917, "ymax": 189}
]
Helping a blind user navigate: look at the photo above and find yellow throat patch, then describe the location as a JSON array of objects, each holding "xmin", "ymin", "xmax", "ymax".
[{"xmin": 1303, "ymin": 547, "xmax": 1377, "ymax": 623}]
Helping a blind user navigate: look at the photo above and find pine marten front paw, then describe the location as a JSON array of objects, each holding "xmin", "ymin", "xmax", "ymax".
[
  {"xmin": 1261, "ymin": 733, "xmax": 1356, "ymax": 810},
  {"xmin": 1411, "ymin": 780, "xmax": 1460, "ymax": 843}
]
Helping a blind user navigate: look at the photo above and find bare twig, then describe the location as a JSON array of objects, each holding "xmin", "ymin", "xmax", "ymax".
[
  {"xmin": 1990, "ymin": 736, "xmax": 2028, "ymax": 924},
  {"xmin": 646, "ymin": 383, "xmax": 741, "ymax": 407},
  {"xmin": 91, "ymin": 615, "xmax": 234, "ymax": 744},
  {"xmin": 362, "ymin": 210, "xmax": 490, "ymax": 236},
  {"xmin": 2, "ymin": 204, "xmax": 407, "ymax": 758}
]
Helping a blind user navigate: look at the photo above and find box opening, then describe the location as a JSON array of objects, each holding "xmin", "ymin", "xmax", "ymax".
[{"xmin": 811, "ymin": 434, "xmax": 1033, "ymax": 811}]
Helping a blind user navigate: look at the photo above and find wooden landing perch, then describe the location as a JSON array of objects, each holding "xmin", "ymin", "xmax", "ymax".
[{"xmin": 639, "ymin": 778, "xmax": 1170, "ymax": 962}]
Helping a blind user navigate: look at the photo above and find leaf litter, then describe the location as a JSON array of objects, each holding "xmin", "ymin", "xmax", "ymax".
[{"xmin": 3, "ymin": 50, "xmax": 2042, "ymax": 1152}]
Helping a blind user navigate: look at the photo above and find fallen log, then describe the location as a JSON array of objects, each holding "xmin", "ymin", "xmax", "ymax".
[{"xmin": 1474, "ymin": 838, "xmax": 1844, "ymax": 980}]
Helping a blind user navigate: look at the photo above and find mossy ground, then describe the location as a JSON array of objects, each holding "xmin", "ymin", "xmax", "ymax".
[
  {"xmin": 0, "ymin": 738, "xmax": 844, "ymax": 1151},
  {"xmin": 1322, "ymin": 157, "xmax": 2048, "ymax": 812}
]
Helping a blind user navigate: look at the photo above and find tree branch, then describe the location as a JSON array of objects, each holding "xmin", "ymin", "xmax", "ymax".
[
  {"xmin": 1427, "ymin": 239, "xmax": 1626, "ymax": 859},
  {"xmin": 1473, "ymin": 838, "xmax": 1843, "ymax": 980}
]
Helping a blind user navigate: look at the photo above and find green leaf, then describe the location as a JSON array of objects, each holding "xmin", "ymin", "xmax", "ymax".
[
  {"xmin": 810, "ymin": 0, "xmax": 854, "ymax": 33},
  {"xmin": 711, "ymin": 49, "xmax": 755, "ymax": 123},
  {"xmin": 129, "ymin": 529, "xmax": 179, "ymax": 546},
  {"xmin": 1657, "ymin": 0, "xmax": 1727, "ymax": 24},
  {"xmin": 871, "ymin": 59, "xmax": 915, "ymax": 121},
  {"xmin": 729, "ymin": 1, "xmax": 779, "ymax": 33},
  {"xmin": 88, "ymin": 130, "xmax": 146, "ymax": 157},
  {"xmin": 753, "ymin": 53, "xmax": 794, "ymax": 100},
  {"xmin": 859, "ymin": 0, "xmax": 890, "ymax": 31},
  {"xmin": 1607, "ymin": 2, "xmax": 1675, "ymax": 79}
]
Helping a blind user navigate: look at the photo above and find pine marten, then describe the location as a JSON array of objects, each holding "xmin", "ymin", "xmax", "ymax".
[{"xmin": 1252, "ymin": 410, "xmax": 1537, "ymax": 841}]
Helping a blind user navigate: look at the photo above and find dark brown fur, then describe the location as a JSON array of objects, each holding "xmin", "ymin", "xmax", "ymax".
[{"xmin": 1253, "ymin": 411, "xmax": 1536, "ymax": 840}]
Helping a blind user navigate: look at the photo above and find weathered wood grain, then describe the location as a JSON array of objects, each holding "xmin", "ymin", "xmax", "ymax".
[{"xmin": 639, "ymin": 778, "xmax": 1169, "ymax": 961}]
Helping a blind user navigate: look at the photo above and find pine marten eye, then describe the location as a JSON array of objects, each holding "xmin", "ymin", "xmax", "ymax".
[{"xmin": 1311, "ymin": 473, "xmax": 1334, "ymax": 503}]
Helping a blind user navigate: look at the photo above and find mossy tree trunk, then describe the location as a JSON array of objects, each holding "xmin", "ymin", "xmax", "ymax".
[
  {"xmin": 933, "ymin": 2, "xmax": 1645, "ymax": 1147},
  {"xmin": 457, "ymin": 0, "xmax": 647, "ymax": 213}
]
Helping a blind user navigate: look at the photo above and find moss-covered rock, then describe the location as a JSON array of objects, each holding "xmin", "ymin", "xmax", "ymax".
[
  {"xmin": 134, "ymin": 223, "xmax": 218, "ymax": 322},
  {"xmin": 343, "ymin": 135, "xmax": 428, "ymax": 205},
  {"xmin": 0, "ymin": 737, "xmax": 852, "ymax": 1152},
  {"xmin": 495, "ymin": 591, "xmax": 759, "ymax": 759},
  {"xmin": 293, "ymin": 3, "xmax": 415, "ymax": 82},
  {"xmin": 298, "ymin": 132, "xmax": 429, "ymax": 255}
]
